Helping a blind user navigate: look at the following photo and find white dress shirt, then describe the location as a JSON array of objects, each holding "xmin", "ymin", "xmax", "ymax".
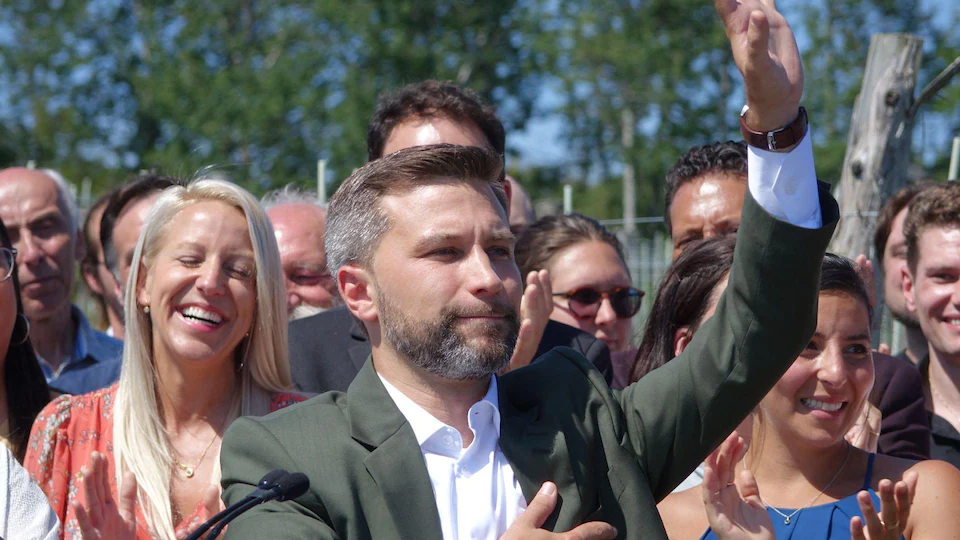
[
  {"xmin": 380, "ymin": 376, "xmax": 527, "ymax": 540},
  {"xmin": 378, "ymin": 127, "xmax": 822, "ymax": 539}
]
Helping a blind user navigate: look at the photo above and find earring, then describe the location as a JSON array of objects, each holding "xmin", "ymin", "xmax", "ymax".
[
  {"xmin": 12, "ymin": 313, "xmax": 30, "ymax": 346},
  {"xmin": 143, "ymin": 305, "xmax": 150, "ymax": 314}
]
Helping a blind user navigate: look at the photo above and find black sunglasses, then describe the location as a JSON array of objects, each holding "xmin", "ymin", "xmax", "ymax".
[
  {"xmin": 0, "ymin": 247, "xmax": 15, "ymax": 283},
  {"xmin": 553, "ymin": 286, "xmax": 644, "ymax": 319}
]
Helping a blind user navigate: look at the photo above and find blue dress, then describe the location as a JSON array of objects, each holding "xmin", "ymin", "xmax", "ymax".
[{"xmin": 700, "ymin": 454, "xmax": 904, "ymax": 539}]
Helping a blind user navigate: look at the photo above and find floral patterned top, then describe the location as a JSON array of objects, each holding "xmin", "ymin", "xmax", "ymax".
[{"xmin": 24, "ymin": 384, "xmax": 307, "ymax": 539}]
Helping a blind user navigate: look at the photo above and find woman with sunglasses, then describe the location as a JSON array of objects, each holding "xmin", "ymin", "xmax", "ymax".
[{"xmin": 516, "ymin": 213, "xmax": 643, "ymax": 387}]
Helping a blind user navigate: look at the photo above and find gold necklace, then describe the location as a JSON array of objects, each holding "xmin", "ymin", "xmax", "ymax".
[
  {"xmin": 752, "ymin": 443, "xmax": 852, "ymax": 525},
  {"xmin": 171, "ymin": 394, "xmax": 237, "ymax": 479}
]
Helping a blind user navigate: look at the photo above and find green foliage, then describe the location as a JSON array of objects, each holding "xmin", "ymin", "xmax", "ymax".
[
  {"xmin": 0, "ymin": 0, "xmax": 956, "ymax": 211},
  {"xmin": 0, "ymin": 0, "xmax": 539, "ymax": 194}
]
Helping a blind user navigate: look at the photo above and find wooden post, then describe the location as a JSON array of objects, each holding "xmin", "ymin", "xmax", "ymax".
[{"xmin": 828, "ymin": 34, "xmax": 924, "ymax": 259}]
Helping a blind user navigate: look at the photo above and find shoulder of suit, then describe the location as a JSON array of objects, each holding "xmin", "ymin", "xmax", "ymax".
[
  {"xmin": 504, "ymin": 347, "xmax": 610, "ymax": 395},
  {"xmin": 288, "ymin": 308, "xmax": 354, "ymax": 338},
  {"xmin": 241, "ymin": 391, "xmax": 351, "ymax": 432}
]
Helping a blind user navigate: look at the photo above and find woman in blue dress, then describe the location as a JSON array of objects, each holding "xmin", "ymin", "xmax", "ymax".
[{"xmin": 656, "ymin": 249, "xmax": 960, "ymax": 539}]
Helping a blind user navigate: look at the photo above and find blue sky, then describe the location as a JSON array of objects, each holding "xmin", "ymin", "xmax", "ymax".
[{"xmin": 509, "ymin": 0, "xmax": 960, "ymax": 170}]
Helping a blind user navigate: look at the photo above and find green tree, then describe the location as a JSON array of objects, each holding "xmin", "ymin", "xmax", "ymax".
[{"xmin": 0, "ymin": 0, "xmax": 541, "ymax": 194}]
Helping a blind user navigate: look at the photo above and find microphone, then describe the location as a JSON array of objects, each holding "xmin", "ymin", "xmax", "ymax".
[
  {"xmin": 204, "ymin": 472, "xmax": 311, "ymax": 538},
  {"xmin": 184, "ymin": 469, "xmax": 288, "ymax": 540}
]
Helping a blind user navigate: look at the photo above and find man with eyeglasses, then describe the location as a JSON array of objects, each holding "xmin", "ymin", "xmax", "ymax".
[
  {"xmin": 0, "ymin": 167, "xmax": 121, "ymax": 395},
  {"xmin": 262, "ymin": 185, "xmax": 342, "ymax": 320}
]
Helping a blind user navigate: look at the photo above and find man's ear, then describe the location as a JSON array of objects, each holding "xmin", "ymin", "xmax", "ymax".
[
  {"xmin": 902, "ymin": 266, "xmax": 917, "ymax": 313},
  {"xmin": 502, "ymin": 176, "xmax": 513, "ymax": 208},
  {"xmin": 81, "ymin": 262, "xmax": 106, "ymax": 295},
  {"xmin": 673, "ymin": 327, "xmax": 693, "ymax": 357},
  {"xmin": 339, "ymin": 264, "xmax": 378, "ymax": 325}
]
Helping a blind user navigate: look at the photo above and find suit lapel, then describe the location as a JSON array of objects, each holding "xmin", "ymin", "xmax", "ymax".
[
  {"xmin": 347, "ymin": 360, "xmax": 443, "ymax": 539},
  {"xmin": 497, "ymin": 374, "xmax": 582, "ymax": 531}
]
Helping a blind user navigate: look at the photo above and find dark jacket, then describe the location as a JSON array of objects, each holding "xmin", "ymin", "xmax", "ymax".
[{"xmin": 220, "ymin": 187, "xmax": 839, "ymax": 539}]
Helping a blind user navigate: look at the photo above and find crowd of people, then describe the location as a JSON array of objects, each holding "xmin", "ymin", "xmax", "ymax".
[{"xmin": 1, "ymin": 1, "xmax": 960, "ymax": 539}]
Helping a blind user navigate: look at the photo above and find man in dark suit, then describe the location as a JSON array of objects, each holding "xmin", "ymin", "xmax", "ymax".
[
  {"xmin": 222, "ymin": 2, "xmax": 834, "ymax": 537},
  {"xmin": 289, "ymin": 77, "xmax": 614, "ymax": 392}
]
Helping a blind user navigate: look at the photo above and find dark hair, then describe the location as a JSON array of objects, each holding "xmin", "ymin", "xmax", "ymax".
[
  {"xmin": 664, "ymin": 141, "xmax": 748, "ymax": 236},
  {"xmin": 515, "ymin": 213, "xmax": 628, "ymax": 279},
  {"xmin": 366, "ymin": 80, "xmax": 506, "ymax": 161},
  {"xmin": 819, "ymin": 253, "xmax": 873, "ymax": 327},
  {"xmin": 100, "ymin": 174, "xmax": 180, "ymax": 276},
  {"xmin": 80, "ymin": 187, "xmax": 120, "ymax": 328},
  {"xmin": 0, "ymin": 217, "xmax": 51, "ymax": 461},
  {"xmin": 631, "ymin": 235, "xmax": 737, "ymax": 382},
  {"xmin": 874, "ymin": 183, "xmax": 932, "ymax": 260},
  {"xmin": 903, "ymin": 182, "xmax": 960, "ymax": 274},
  {"xmin": 631, "ymin": 241, "xmax": 871, "ymax": 383}
]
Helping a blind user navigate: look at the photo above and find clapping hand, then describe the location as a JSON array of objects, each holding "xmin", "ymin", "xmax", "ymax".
[
  {"xmin": 850, "ymin": 472, "xmax": 917, "ymax": 540},
  {"xmin": 714, "ymin": 0, "xmax": 803, "ymax": 132},
  {"xmin": 506, "ymin": 270, "xmax": 553, "ymax": 373},
  {"xmin": 73, "ymin": 451, "xmax": 137, "ymax": 540},
  {"xmin": 702, "ymin": 432, "xmax": 774, "ymax": 540}
]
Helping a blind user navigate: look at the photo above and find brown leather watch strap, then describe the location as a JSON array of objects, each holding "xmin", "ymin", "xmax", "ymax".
[{"xmin": 739, "ymin": 107, "xmax": 807, "ymax": 151}]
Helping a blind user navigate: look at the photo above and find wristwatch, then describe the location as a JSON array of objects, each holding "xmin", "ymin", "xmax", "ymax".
[{"xmin": 739, "ymin": 105, "xmax": 807, "ymax": 151}]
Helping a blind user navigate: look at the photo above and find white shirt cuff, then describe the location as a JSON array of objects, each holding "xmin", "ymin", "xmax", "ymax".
[{"xmin": 747, "ymin": 127, "xmax": 822, "ymax": 229}]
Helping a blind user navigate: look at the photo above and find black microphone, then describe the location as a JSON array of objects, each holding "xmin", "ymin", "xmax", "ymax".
[
  {"xmin": 205, "ymin": 472, "xmax": 311, "ymax": 538},
  {"xmin": 184, "ymin": 469, "xmax": 287, "ymax": 540}
]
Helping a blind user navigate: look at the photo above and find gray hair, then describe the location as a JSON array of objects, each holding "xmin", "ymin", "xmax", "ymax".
[
  {"xmin": 325, "ymin": 144, "xmax": 505, "ymax": 279},
  {"xmin": 41, "ymin": 169, "xmax": 79, "ymax": 234},
  {"xmin": 260, "ymin": 184, "xmax": 324, "ymax": 212}
]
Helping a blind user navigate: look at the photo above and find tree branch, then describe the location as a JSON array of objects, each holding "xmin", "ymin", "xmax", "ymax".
[{"xmin": 909, "ymin": 55, "xmax": 960, "ymax": 117}]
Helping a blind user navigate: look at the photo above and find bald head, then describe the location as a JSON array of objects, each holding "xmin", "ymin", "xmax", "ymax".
[
  {"xmin": 506, "ymin": 175, "xmax": 535, "ymax": 236},
  {"xmin": 266, "ymin": 202, "xmax": 339, "ymax": 318},
  {"xmin": 0, "ymin": 167, "xmax": 84, "ymax": 322}
]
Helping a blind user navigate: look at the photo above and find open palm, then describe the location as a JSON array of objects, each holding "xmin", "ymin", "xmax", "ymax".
[
  {"xmin": 713, "ymin": 0, "xmax": 803, "ymax": 131},
  {"xmin": 702, "ymin": 433, "xmax": 774, "ymax": 540}
]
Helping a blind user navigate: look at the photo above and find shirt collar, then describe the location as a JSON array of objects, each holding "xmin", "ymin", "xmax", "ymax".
[{"xmin": 378, "ymin": 374, "xmax": 501, "ymax": 448}]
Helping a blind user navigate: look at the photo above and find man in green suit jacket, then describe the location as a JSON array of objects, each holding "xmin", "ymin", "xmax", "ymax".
[{"xmin": 221, "ymin": 2, "xmax": 836, "ymax": 538}]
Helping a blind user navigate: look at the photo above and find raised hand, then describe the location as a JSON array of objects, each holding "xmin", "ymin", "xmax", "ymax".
[
  {"xmin": 713, "ymin": 0, "xmax": 803, "ymax": 131},
  {"xmin": 73, "ymin": 451, "xmax": 137, "ymax": 540},
  {"xmin": 500, "ymin": 482, "xmax": 617, "ymax": 540},
  {"xmin": 702, "ymin": 432, "xmax": 773, "ymax": 540},
  {"xmin": 850, "ymin": 472, "xmax": 917, "ymax": 540},
  {"xmin": 505, "ymin": 270, "xmax": 553, "ymax": 373}
]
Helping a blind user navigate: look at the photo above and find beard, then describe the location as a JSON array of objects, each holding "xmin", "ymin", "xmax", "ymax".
[{"xmin": 378, "ymin": 292, "xmax": 520, "ymax": 380}]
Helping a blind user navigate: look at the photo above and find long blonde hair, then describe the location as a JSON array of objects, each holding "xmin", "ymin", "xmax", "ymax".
[{"xmin": 113, "ymin": 178, "xmax": 291, "ymax": 539}]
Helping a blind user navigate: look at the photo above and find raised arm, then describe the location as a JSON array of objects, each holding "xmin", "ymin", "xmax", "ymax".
[{"xmin": 619, "ymin": 0, "xmax": 838, "ymax": 499}]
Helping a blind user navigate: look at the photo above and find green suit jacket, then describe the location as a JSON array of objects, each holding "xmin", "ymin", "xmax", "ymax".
[{"xmin": 221, "ymin": 187, "xmax": 839, "ymax": 539}]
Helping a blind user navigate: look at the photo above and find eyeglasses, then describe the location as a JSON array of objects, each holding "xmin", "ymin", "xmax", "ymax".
[
  {"xmin": 0, "ymin": 248, "xmax": 16, "ymax": 283},
  {"xmin": 553, "ymin": 286, "xmax": 644, "ymax": 319}
]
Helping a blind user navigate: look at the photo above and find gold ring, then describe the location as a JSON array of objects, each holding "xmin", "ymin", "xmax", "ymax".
[{"xmin": 880, "ymin": 519, "xmax": 899, "ymax": 531}]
